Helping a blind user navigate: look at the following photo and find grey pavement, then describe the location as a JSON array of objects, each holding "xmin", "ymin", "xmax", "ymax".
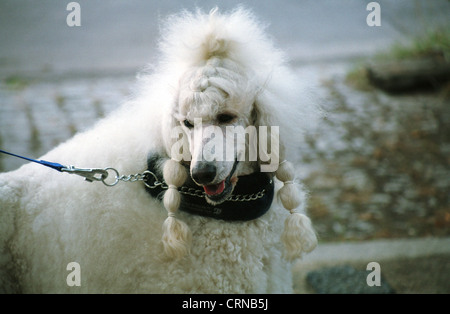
[
  {"xmin": 0, "ymin": 1, "xmax": 449, "ymax": 294},
  {"xmin": 1, "ymin": 0, "xmax": 450, "ymax": 79}
]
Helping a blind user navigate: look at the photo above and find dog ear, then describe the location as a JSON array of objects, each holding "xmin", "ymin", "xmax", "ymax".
[
  {"xmin": 252, "ymin": 72, "xmax": 319, "ymax": 261},
  {"xmin": 160, "ymin": 96, "xmax": 192, "ymax": 163},
  {"xmin": 251, "ymin": 100, "xmax": 284, "ymax": 171}
]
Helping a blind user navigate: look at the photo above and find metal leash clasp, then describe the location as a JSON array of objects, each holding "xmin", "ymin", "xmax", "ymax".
[
  {"xmin": 61, "ymin": 165, "xmax": 109, "ymax": 183},
  {"xmin": 61, "ymin": 165, "xmax": 151, "ymax": 188}
]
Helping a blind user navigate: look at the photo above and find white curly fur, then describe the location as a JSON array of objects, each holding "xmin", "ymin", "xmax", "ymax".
[{"xmin": 0, "ymin": 7, "xmax": 319, "ymax": 293}]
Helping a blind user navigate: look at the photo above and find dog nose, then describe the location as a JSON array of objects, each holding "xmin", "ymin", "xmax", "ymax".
[{"xmin": 192, "ymin": 163, "xmax": 217, "ymax": 185}]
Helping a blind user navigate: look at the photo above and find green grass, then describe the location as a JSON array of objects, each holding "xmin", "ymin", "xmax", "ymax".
[
  {"xmin": 376, "ymin": 29, "xmax": 450, "ymax": 61},
  {"xmin": 345, "ymin": 66, "xmax": 373, "ymax": 92},
  {"xmin": 3, "ymin": 75, "xmax": 30, "ymax": 90}
]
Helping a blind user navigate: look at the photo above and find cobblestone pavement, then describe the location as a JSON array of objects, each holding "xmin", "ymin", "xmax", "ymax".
[
  {"xmin": 295, "ymin": 63, "xmax": 450, "ymax": 242},
  {"xmin": 0, "ymin": 74, "xmax": 135, "ymax": 171},
  {"xmin": 0, "ymin": 62, "xmax": 449, "ymax": 242}
]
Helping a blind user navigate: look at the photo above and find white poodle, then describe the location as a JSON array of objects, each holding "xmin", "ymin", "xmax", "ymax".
[{"xmin": 0, "ymin": 7, "xmax": 318, "ymax": 293}]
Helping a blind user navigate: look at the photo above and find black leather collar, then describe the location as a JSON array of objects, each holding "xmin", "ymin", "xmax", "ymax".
[{"xmin": 144, "ymin": 154, "xmax": 274, "ymax": 221}]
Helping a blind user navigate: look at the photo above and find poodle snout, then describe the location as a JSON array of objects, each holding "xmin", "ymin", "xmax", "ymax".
[{"xmin": 191, "ymin": 162, "xmax": 217, "ymax": 185}]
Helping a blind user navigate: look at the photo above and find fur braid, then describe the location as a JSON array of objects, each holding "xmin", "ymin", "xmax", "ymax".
[
  {"xmin": 281, "ymin": 212, "xmax": 317, "ymax": 261},
  {"xmin": 161, "ymin": 159, "xmax": 191, "ymax": 259},
  {"xmin": 276, "ymin": 160, "xmax": 318, "ymax": 261}
]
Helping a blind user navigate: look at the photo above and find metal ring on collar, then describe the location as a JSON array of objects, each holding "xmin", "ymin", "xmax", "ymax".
[{"xmin": 101, "ymin": 167, "xmax": 120, "ymax": 187}]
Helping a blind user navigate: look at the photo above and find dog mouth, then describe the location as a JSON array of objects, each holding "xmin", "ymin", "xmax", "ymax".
[
  {"xmin": 202, "ymin": 160, "xmax": 238, "ymax": 204},
  {"xmin": 203, "ymin": 180, "xmax": 226, "ymax": 196}
]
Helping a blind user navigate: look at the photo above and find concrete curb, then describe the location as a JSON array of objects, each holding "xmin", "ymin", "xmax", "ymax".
[{"xmin": 293, "ymin": 237, "xmax": 450, "ymax": 293}]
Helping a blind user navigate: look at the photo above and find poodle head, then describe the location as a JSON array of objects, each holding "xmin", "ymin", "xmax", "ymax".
[
  {"xmin": 159, "ymin": 7, "xmax": 319, "ymax": 205},
  {"xmin": 175, "ymin": 56, "xmax": 263, "ymax": 204}
]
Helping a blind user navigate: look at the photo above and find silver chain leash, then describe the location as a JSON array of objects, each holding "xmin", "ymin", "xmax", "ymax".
[{"xmin": 99, "ymin": 168, "xmax": 267, "ymax": 202}]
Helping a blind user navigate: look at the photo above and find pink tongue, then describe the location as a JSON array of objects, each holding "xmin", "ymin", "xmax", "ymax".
[{"xmin": 203, "ymin": 180, "xmax": 225, "ymax": 196}]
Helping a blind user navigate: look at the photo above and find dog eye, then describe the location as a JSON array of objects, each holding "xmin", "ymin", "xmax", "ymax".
[
  {"xmin": 183, "ymin": 119, "xmax": 194, "ymax": 128},
  {"xmin": 217, "ymin": 113, "xmax": 235, "ymax": 124}
]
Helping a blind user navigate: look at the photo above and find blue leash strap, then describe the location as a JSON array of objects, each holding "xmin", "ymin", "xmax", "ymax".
[
  {"xmin": 0, "ymin": 149, "xmax": 65, "ymax": 171},
  {"xmin": 0, "ymin": 149, "xmax": 110, "ymax": 183}
]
